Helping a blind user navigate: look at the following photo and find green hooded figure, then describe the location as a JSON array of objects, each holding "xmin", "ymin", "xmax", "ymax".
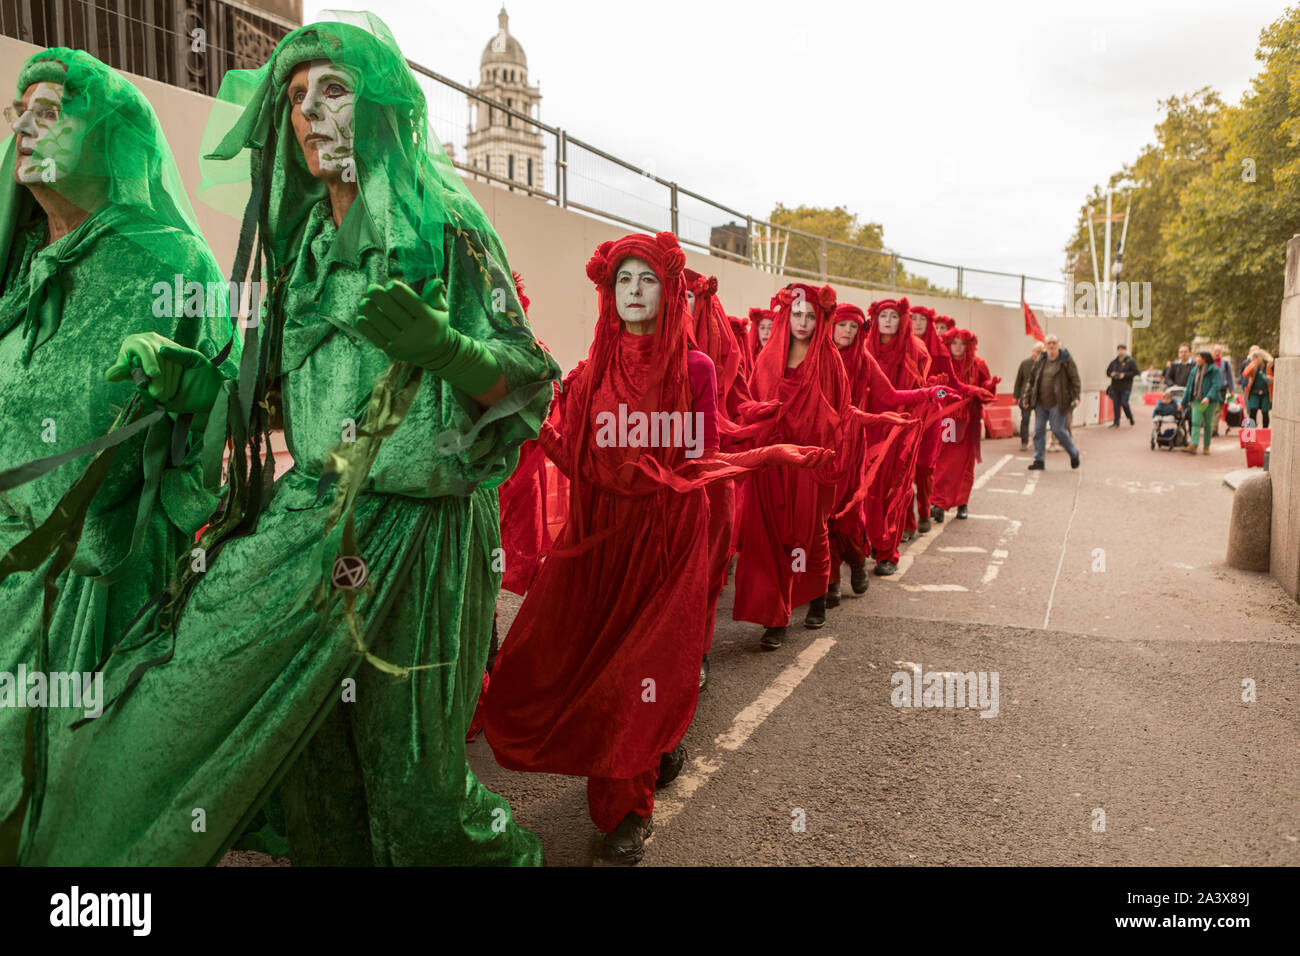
[
  {"xmin": 22, "ymin": 12, "xmax": 558, "ymax": 866},
  {"xmin": 0, "ymin": 48, "xmax": 236, "ymax": 849}
]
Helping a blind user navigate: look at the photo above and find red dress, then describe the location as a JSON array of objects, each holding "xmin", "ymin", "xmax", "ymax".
[{"xmin": 931, "ymin": 329, "xmax": 997, "ymax": 510}]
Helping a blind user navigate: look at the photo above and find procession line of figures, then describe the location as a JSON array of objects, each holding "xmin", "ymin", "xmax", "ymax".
[{"xmin": 0, "ymin": 12, "xmax": 997, "ymax": 867}]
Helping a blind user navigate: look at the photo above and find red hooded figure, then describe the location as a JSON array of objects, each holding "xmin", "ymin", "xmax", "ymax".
[
  {"xmin": 484, "ymin": 234, "xmax": 828, "ymax": 858},
  {"xmin": 931, "ymin": 327, "xmax": 997, "ymax": 514},
  {"xmin": 862, "ymin": 297, "xmax": 932, "ymax": 571},
  {"xmin": 906, "ymin": 304, "xmax": 958, "ymax": 535},
  {"xmin": 729, "ymin": 312, "xmax": 752, "ymax": 381},
  {"xmin": 747, "ymin": 306, "xmax": 776, "ymax": 366},
  {"xmin": 732, "ymin": 283, "xmax": 859, "ymax": 638},
  {"xmin": 826, "ymin": 303, "xmax": 934, "ymax": 596}
]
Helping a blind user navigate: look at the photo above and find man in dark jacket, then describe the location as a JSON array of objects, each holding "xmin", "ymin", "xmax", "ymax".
[
  {"xmin": 1163, "ymin": 343, "xmax": 1193, "ymax": 388},
  {"xmin": 1025, "ymin": 334, "xmax": 1081, "ymax": 470},
  {"xmin": 1105, "ymin": 344, "xmax": 1139, "ymax": 427},
  {"xmin": 1014, "ymin": 340, "xmax": 1045, "ymax": 451}
]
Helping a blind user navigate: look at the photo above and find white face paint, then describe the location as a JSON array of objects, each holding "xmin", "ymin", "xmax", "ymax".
[
  {"xmin": 685, "ymin": 289, "xmax": 696, "ymax": 313},
  {"xmin": 614, "ymin": 256, "xmax": 662, "ymax": 331},
  {"xmin": 911, "ymin": 314, "xmax": 928, "ymax": 337},
  {"xmin": 12, "ymin": 83, "xmax": 80, "ymax": 186},
  {"xmin": 758, "ymin": 318, "xmax": 773, "ymax": 345},
  {"xmin": 789, "ymin": 301, "xmax": 817, "ymax": 342},
  {"xmin": 833, "ymin": 319, "xmax": 859, "ymax": 348},
  {"xmin": 299, "ymin": 62, "xmax": 356, "ymax": 176},
  {"xmin": 877, "ymin": 309, "xmax": 901, "ymax": 337}
]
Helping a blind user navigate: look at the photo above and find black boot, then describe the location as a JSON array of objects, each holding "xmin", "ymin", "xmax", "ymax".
[
  {"xmin": 760, "ymin": 626, "xmax": 787, "ymax": 650},
  {"xmin": 699, "ymin": 654, "xmax": 709, "ymax": 692},
  {"xmin": 874, "ymin": 559, "xmax": 898, "ymax": 576},
  {"xmin": 657, "ymin": 743, "xmax": 687, "ymax": 788},
  {"xmin": 956, "ymin": 505, "xmax": 968, "ymax": 519},
  {"xmin": 901, "ymin": 528, "xmax": 916, "ymax": 542},
  {"xmin": 803, "ymin": 596, "xmax": 827, "ymax": 629},
  {"xmin": 850, "ymin": 562, "xmax": 870, "ymax": 594},
  {"xmin": 600, "ymin": 812, "xmax": 653, "ymax": 865},
  {"xmin": 930, "ymin": 505, "xmax": 945, "ymax": 523},
  {"xmin": 826, "ymin": 579, "xmax": 841, "ymax": 608},
  {"xmin": 917, "ymin": 515, "xmax": 932, "ymax": 534}
]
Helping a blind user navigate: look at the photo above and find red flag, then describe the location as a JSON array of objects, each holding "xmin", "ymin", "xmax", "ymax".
[{"xmin": 1022, "ymin": 298, "xmax": 1045, "ymax": 340}]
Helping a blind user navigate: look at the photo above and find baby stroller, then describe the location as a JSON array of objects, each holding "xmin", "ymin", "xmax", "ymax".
[{"xmin": 1151, "ymin": 386, "xmax": 1189, "ymax": 451}]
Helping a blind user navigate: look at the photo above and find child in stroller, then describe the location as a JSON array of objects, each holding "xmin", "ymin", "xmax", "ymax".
[{"xmin": 1151, "ymin": 386, "xmax": 1189, "ymax": 450}]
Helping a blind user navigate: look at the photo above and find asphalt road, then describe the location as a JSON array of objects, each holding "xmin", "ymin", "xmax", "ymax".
[{"xmin": 471, "ymin": 421, "xmax": 1300, "ymax": 866}]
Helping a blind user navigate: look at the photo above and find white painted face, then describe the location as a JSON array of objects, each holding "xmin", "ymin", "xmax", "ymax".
[
  {"xmin": 949, "ymin": 338, "xmax": 966, "ymax": 359},
  {"xmin": 911, "ymin": 313, "xmax": 928, "ymax": 337},
  {"xmin": 935, "ymin": 321, "xmax": 950, "ymax": 336},
  {"xmin": 614, "ymin": 256, "xmax": 662, "ymax": 328},
  {"xmin": 833, "ymin": 319, "xmax": 859, "ymax": 348},
  {"xmin": 300, "ymin": 61, "xmax": 356, "ymax": 176},
  {"xmin": 789, "ymin": 301, "xmax": 817, "ymax": 342},
  {"xmin": 876, "ymin": 309, "xmax": 901, "ymax": 337},
  {"xmin": 685, "ymin": 289, "xmax": 696, "ymax": 312},
  {"xmin": 12, "ymin": 82, "xmax": 81, "ymax": 186},
  {"xmin": 758, "ymin": 318, "xmax": 773, "ymax": 345}
]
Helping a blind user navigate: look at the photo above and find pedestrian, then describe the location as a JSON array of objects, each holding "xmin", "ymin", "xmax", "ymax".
[
  {"xmin": 1241, "ymin": 349, "xmax": 1274, "ymax": 428},
  {"xmin": 1163, "ymin": 343, "xmax": 1194, "ymax": 388},
  {"xmin": 1211, "ymin": 344, "xmax": 1235, "ymax": 435},
  {"xmin": 1105, "ymin": 344, "xmax": 1139, "ymax": 427},
  {"xmin": 931, "ymin": 328, "xmax": 999, "ymax": 519},
  {"xmin": 1014, "ymin": 341, "xmax": 1045, "ymax": 450},
  {"xmin": 1239, "ymin": 345, "xmax": 1261, "ymax": 382},
  {"xmin": 908, "ymin": 305, "xmax": 958, "ymax": 535},
  {"xmin": 1180, "ymin": 350, "xmax": 1223, "ymax": 455},
  {"xmin": 1025, "ymin": 334, "xmax": 1081, "ymax": 470}
]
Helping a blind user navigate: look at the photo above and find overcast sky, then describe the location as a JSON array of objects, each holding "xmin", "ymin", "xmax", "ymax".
[{"xmin": 306, "ymin": 0, "xmax": 1292, "ymax": 288}]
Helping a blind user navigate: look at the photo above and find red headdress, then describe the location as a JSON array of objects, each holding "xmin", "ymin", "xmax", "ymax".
[
  {"xmin": 865, "ymin": 296, "xmax": 929, "ymax": 388},
  {"xmin": 832, "ymin": 302, "xmax": 870, "ymax": 402},
  {"xmin": 512, "ymin": 271, "xmax": 531, "ymax": 316},
  {"xmin": 543, "ymin": 232, "xmax": 691, "ymax": 508},
  {"xmin": 747, "ymin": 306, "xmax": 776, "ymax": 364},
  {"xmin": 684, "ymin": 267, "xmax": 744, "ymax": 407},
  {"xmin": 941, "ymin": 327, "xmax": 983, "ymax": 386},
  {"xmin": 746, "ymin": 283, "xmax": 849, "ymax": 475}
]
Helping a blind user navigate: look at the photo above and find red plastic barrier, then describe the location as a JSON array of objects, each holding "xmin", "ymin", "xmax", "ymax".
[
  {"xmin": 983, "ymin": 406, "xmax": 1014, "ymax": 439},
  {"xmin": 1142, "ymin": 392, "xmax": 1160, "ymax": 406},
  {"xmin": 1240, "ymin": 427, "xmax": 1271, "ymax": 468}
]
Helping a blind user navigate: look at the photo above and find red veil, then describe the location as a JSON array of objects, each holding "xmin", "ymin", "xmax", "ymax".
[
  {"xmin": 746, "ymin": 306, "xmax": 775, "ymax": 367},
  {"xmin": 931, "ymin": 328, "xmax": 997, "ymax": 511},
  {"xmin": 484, "ymin": 234, "xmax": 825, "ymax": 778}
]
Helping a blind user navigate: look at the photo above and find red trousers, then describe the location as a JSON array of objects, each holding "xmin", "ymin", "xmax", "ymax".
[{"xmin": 588, "ymin": 768, "xmax": 657, "ymax": 833}]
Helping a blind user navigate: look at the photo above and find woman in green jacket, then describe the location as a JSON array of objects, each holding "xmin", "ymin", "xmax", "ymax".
[
  {"xmin": 1181, "ymin": 350, "xmax": 1222, "ymax": 454},
  {"xmin": 1241, "ymin": 349, "xmax": 1274, "ymax": 428}
]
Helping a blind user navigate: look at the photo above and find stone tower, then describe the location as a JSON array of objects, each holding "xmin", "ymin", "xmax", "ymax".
[{"xmin": 466, "ymin": 7, "xmax": 544, "ymax": 193}]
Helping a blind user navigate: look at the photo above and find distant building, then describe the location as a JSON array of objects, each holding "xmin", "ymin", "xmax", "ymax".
[
  {"xmin": 711, "ymin": 221, "xmax": 750, "ymax": 261},
  {"xmin": 0, "ymin": 0, "xmax": 301, "ymax": 97},
  {"xmin": 466, "ymin": 7, "xmax": 544, "ymax": 195}
]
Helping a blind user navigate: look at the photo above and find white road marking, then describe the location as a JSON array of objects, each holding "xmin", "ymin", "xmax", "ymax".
[
  {"xmin": 988, "ymin": 488, "xmax": 1019, "ymax": 494},
  {"xmin": 654, "ymin": 637, "xmax": 837, "ymax": 825},
  {"xmin": 1043, "ymin": 474, "xmax": 1084, "ymax": 630},
  {"xmin": 1022, "ymin": 471, "xmax": 1041, "ymax": 496},
  {"xmin": 972, "ymin": 454, "xmax": 1014, "ymax": 492},
  {"xmin": 981, "ymin": 565, "xmax": 1000, "ymax": 586},
  {"xmin": 900, "ymin": 584, "xmax": 969, "ymax": 592},
  {"xmin": 939, "ymin": 547, "xmax": 987, "ymax": 554}
]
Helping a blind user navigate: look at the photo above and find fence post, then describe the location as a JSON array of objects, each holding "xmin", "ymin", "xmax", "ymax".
[
  {"xmin": 819, "ymin": 238, "xmax": 828, "ymax": 281},
  {"xmin": 746, "ymin": 215, "xmax": 755, "ymax": 268},
  {"xmin": 890, "ymin": 254, "xmax": 898, "ymax": 291},
  {"xmin": 670, "ymin": 182, "xmax": 679, "ymax": 236},
  {"xmin": 956, "ymin": 266, "xmax": 964, "ymax": 297},
  {"xmin": 1020, "ymin": 274, "xmax": 1026, "ymax": 307},
  {"xmin": 556, "ymin": 129, "xmax": 567, "ymax": 208}
]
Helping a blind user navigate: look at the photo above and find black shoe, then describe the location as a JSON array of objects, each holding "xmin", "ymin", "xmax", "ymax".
[
  {"xmin": 1070, "ymin": 454, "xmax": 1080, "ymax": 469},
  {"xmin": 930, "ymin": 505, "xmax": 945, "ymax": 523},
  {"xmin": 657, "ymin": 743, "xmax": 686, "ymax": 788},
  {"xmin": 601, "ymin": 812, "xmax": 653, "ymax": 865},
  {"xmin": 803, "ymin": 596, "xmax": 826, "ymax": 629},
  {"xmin": 1019, "ymin": 442, "xmax": 1029, "ymax": 452},
  {"xmin": 850, "ymin": 562, "xmax": 870, "ymax": 594},
  {"xmin": 901, "ymin": 528, "xmax": 916, "ymax": 542},
  {"xmin": 1107, "ymin": 423, "xmax": 1119, "ymax": 429},
  {"xmin": 760, "ymin": 626, "xmax": 786, "ymax": 650},
  {"xmin": 917, "ymin": 516, "xmax": 932, "ymax": 534},
  {"xmin": 825, "ymin": 579, "xmax": 841, "ymax": 608},
  {"xmin": 873, "ymin": 560, "xmax": 897, "ymax": 577},
  {"xmin": 956, "ymin": 505, "xmax": 968, "ymax": 519},
  {"xmin": 699, "ymin": 654, "xmax": 709, "ymax": 692},
  {"xmin": 1028, "ymin": 460, "xmax": 1045, "ymax": 471}
]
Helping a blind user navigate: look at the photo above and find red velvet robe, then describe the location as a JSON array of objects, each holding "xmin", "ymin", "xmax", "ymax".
[{"xmin": 932, "ymin": 334, "xmax": 996, "ymax": 510}]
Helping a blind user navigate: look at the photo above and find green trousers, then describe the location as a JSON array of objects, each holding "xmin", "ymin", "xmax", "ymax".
[{"xmin": 1189, "ymin": 401, "xmax": 1222, "ymax": 448}]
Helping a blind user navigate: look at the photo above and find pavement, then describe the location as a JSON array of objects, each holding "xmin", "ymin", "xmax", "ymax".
[
  {"xmin": 472, "ymin": 420, "xmax": 1300, "ymax": 866},
  {"xmin": 223, "ymin": 419, "xmax": 1300, "ymax": 867}
]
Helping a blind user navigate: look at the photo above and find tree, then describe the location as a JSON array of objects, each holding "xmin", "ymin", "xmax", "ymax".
[
  {"xmin": 1063, "ymin": 89, "xmax": 1225, "ymax": 367},
  {"xmin": 768, "ymin": 203, "xmax": 947, "ymax": 294}
]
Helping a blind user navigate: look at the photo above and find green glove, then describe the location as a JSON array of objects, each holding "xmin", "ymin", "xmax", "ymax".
[
  {"xmin": 355, "ymin": 279, "xmax": 503, "ymax": 396},
  {"xmin": 105, "ymin": 332, "xmax": 224, "ymax": 427}
]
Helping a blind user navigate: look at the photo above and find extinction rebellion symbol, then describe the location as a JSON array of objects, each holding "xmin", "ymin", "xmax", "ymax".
[{"xmin": 331, "ymin": 555, "xmax": 369, "ymax": 591}]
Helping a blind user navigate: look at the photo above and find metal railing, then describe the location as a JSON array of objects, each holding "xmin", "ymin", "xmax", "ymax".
[{"xmin": 2, "ymin": 3, "xmax": 1067, "ymax": 311}]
